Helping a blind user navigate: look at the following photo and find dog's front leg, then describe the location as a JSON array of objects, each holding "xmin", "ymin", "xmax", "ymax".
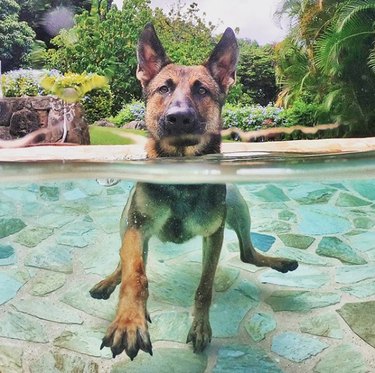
[
  {"xmin": 100, "ymin": 227, "xmax": 152, "ymax": 360},
  {"xmin": 187, "ymin": 226, "xmax": 224, "ymax": 353}
]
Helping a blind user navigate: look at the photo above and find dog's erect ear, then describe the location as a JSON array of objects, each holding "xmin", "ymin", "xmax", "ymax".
[
  {"xmin": 205, "ymin": 28, "xmax": 239, "ymax": 93},
  {"xmin": 136, "ymin": 23, "xmax": 171, "ymax": 88}
]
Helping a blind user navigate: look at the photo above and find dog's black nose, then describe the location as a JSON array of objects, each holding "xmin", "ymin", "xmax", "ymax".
[{"xmin": 163, "ymin": 106, "xmax": 199, "ymax": 135}]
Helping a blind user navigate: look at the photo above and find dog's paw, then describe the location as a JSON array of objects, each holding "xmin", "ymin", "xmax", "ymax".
[
  {"xmin": 272, "ymin": 259, "xmax": 298, "ymax": 273},
  {"xmin": 89, "ymin": 280, "xmax": 117, "ymax": 300},
  {"xmin": 101, "ymin": 312, "xmax": 152, "ymax": 359},
  {"xmin": 186, "ymin": 318, "xmax": 212, "ymax": 353}
]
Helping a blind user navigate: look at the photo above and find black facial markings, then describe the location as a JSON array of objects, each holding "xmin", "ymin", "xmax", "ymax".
[
  {"xmin": 192, "ymin": 80, "xmax": 210, "ymax": 97},
  {"xmin": 157, "ymin": 78, "xmax": 175, "ymax": 95}
]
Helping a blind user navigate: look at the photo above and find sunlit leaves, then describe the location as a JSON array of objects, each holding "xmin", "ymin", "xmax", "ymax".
[{"xmin": 40, "ymin": 72, "xmax": 108, "ymax": 102}]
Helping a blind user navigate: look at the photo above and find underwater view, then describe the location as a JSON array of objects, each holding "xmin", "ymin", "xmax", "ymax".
[{"xmin": 1, "ymin": 154, "xmax": 375, "ymax": 372}]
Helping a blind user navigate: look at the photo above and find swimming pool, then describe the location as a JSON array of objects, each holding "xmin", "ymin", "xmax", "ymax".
[{"xmin": 1, "ymin": 146, "xmax": 375, "ymax": 372}]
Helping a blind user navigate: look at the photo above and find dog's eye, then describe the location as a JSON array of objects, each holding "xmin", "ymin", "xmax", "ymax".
[
  {"xmin": 198, "ymin": 87, "xmax": 208, "ymax": 95},
  {"xmin": 159, "ymin": 85, "xmax": 169, "ymax": 94}
]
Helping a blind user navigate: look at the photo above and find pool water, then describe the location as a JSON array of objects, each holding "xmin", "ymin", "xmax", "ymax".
[{"xmin": 1, "ymin": 156, "xmax": 375, "ymax": 372}]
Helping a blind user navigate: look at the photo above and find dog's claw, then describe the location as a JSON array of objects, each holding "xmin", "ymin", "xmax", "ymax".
[
  {"xmin": 101, "ymin": 313, "xmax": 152, "ymax": 360},
  {"xmin": 137, "ymin": 328, "xmax": 153, "ymax": 355},
  {"xmin": 89, "ymin": 280, "xmax": 117, "ymax": 300},
  {"xmin": 100, "ymin": 335, "xmax": 112, "ymax": 350},
  {"xmin": 146, "ymin": 312, "xmax": 152, "ymax": 323},
  {"xmin": 274, "ymin": 259, "xmax": 298, "ymax": 273},
  {"xmin": 186, "ymin": 319, "xmax": 212, "ymax": 353}
]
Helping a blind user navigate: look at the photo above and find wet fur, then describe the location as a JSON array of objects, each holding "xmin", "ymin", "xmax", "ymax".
[{"xmin": 89, "ymin": 24, "xmax": 298, "ymax": 360}]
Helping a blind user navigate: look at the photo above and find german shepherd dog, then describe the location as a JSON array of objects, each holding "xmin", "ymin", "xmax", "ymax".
[{"xmin": 89, "ymin": 24, "xmax": 298, "ymax": 360}]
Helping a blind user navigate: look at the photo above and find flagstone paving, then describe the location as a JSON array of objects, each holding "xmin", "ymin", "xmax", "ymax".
[{"xmin": 0, "ymin": 179, "xmax": 375, "ymax": 372}]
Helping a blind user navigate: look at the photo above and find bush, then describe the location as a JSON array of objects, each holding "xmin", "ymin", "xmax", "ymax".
[
  {"xmin": 82, "ymin": 88, "xmax": 113, "ymax": 124},
  {"xmin": 279, "ymin": 100, "xmax": 330, "ymax": 127},
  {"xmin": 222, "ymin": 100, "xmax": 332, "ymax": 131},
  {"xmin": 226, "ymin": 82, "xmax": 254, "ymax": 106},
  {"xmin": 1, "ymin": 69, "xmax": 48, "ymax": 97},
  {"xmin": 110, "ymin": 100, "xmax": 145, "ymax": 127},
  {"xmin": 222, "ymin": 103, "xmax": 286, "ymax": 130}
]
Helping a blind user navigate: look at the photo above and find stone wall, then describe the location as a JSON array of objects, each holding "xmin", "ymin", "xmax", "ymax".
[{"xmin": 0, "ymin": 96, "xmax": 90, "ymax": 145}]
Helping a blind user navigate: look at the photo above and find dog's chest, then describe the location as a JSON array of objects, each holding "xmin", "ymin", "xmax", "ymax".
[{"xmin": 138, "ymin": 183, "xmax": 226, "ymax": 243}]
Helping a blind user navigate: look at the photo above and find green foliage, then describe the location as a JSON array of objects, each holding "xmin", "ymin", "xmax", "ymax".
[
  {"xmin": 279, "ymin": 100, "xmax": 330, "ymax": 127},
  {"xmin": 110, "ymin": 100, "xmax": 145, "ymax": 127},
  {"xmin": 234, "ymin": 40, "xmax": 278, "ymax": 106},
  {"xmin": 45, "ymin": 0, "xmax": 152, "ymax": 112},
  {"xmin": 82, "ymin": 88, "xmax": 113, "ymax": 124},
  {"xmin": 0, "ymin": 0, "xmax": 36, "ymax": 71},
  {"xmin": 0, "ymin": 0, "xmax": 20, "ymax": 20},
  {"xmin": 275, "ymin": 0, "xmax": 375, "ymax": 136},
  {"xmin": 274, "ymin": 37, "xmax": 315, "ymax": 106},
  {"xmin": 315, "ymin": 0, "xmax": 375, "ymax": 135},
  {"xmin": 152, "ymin": 2, "xmax": 215, "ymax": 65},
  {"xmin": 40, "ymin": 71, "xmax": 109, "ymax": 102},
  {"xmin": 226, "ymin": 82, "xmax": 253, "ymax": 105}
]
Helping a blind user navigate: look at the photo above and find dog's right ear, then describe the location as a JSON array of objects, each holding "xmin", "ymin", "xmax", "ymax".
[{"xmin": 136, "ymin": 24, "xmax": 171, "ymax": 88}]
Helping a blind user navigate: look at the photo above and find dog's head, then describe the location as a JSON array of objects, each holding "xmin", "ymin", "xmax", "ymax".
[{"xmin": 136, "ymin": 24, "xmax": 239, "ymax": 158}]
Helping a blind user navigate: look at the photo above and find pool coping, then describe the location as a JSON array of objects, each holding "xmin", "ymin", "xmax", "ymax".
[{"xmin": 1, "ymin": 137, "xmax": 375, "ymax": 162}]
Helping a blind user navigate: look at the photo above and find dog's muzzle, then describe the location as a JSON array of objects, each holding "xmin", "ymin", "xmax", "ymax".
[{"xmin": 160, "ymin": 106, "xmax": 203, "ymax": 139}]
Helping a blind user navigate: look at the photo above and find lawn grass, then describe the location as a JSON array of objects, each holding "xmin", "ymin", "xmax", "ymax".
[
  {"xmin": 122, "ymin": 128, "xmax": 148, "ymax": 137},
  {"xmin": 89, "ymin": 126, "xmax": 138, "ymax": 145}
]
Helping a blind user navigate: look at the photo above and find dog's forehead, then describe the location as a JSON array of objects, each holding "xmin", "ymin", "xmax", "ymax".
[{"xmin": 152, "ymin": 64, "xmax": 218, "ymax": 88}]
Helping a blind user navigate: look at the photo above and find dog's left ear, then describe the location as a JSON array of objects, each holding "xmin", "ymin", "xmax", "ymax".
[
  {"xmin": 137, "ymin": 23, "xmax": 171, "ymax": 88},
  {"xmin": 205, "ymin": 28, "xmax": 239, "ymax": 93}
]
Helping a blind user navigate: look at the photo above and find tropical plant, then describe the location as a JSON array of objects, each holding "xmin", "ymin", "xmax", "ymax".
[
  {"xmin": 275, "ymin": 0, "xmax": 375, "ymax": 135},
  {"xmin": 40, "ymin": 71, "xmax": 108, "ymax": 102},
  {"xmin": 315, "ymin": 0, "xmax": 375, "ymax": 135}
]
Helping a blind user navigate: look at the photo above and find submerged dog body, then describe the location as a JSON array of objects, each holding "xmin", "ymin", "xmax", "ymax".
[{"xmin": 90, "ymin": 24, "xmax": 298, "ymax": 360}]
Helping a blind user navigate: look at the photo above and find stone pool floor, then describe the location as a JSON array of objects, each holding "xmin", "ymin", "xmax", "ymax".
[{"xmin": 1, "ymin": 179, "xmax": 375, "ymax": 372}]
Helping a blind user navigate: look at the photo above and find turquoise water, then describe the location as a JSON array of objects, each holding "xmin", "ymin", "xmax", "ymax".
[{"xmin": 1, "ymin": 152, "xmax": 375, "ymax": 372}]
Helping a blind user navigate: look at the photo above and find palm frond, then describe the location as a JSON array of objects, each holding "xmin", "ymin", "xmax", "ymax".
[
  {"xmin": 322, "ymin": 88, "xmax": 342, "ymax": 110},
  {"xmin": 336, "ymin": 0, "xmax": 375, "ymax": 32},
  {"xmin": 369, "ymin": 44, "xmax": 375, "ymax": 72},
  {"xmin": 315, "ymin": 19, "xmax": 373, "ymax": 74}
]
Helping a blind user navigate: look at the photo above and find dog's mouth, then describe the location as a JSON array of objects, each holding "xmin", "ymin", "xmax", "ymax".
[{"xmin": 162, "ymin": 134, "xmax": 201, "ymax": 147}]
